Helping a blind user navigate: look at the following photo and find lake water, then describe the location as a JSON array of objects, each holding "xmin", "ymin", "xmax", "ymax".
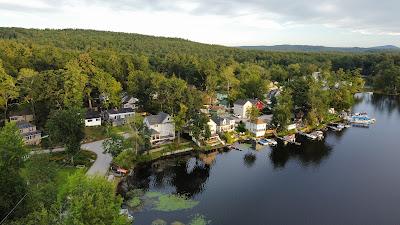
[{"xmin": 120, "ymin": 93, "xmax": 400, "ymax": 225}]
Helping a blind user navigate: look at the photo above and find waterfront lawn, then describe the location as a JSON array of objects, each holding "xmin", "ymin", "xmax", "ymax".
[{"xmin": 113, "ymin": 139, "xmax": 195, "ymax": 169}]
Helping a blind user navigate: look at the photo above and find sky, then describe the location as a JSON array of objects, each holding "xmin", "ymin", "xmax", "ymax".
[{"xmin": 0, "ymin": 0, "xmax": 399, "ymax": 47}]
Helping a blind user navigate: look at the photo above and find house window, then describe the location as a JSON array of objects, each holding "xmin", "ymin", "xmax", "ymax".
[
  {"xmin": 96, "ymin": 118, "xmax": 100, "ymax": 121},
  {"xmin": 87, "ymin": 119, "xmax": 93, "ymax": 122}
]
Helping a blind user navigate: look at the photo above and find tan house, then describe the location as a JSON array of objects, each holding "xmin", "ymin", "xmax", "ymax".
[
  {"xmin": 9, "ymin": 109, "xmax": 34, "ymax": 123},
  {"xmin": 16, "ymin": 121, "xmax": 41, "ymax": 145}
]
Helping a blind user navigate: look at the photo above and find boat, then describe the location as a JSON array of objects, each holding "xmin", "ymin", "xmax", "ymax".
[
  {"xmin": 349, "ymin": 115, "xmax": 376, "ymax": 125},
  {"xmin": 310, "ymin": 131, "xmax": 324, "ymax": 140},
  {"xmin": 258, "ymin": 139, "xmax": 269, "ymax": 146},
  {"xmin": 265, "ymin": 138, "xmax": 278, "ymax": 146},
  {"xmin": 258, "ymin": 139, "xmax": 278, "ymax": 146},
  {"xmin": 328, "ymin": 125, "xmax": 343, "ymax": 131}
]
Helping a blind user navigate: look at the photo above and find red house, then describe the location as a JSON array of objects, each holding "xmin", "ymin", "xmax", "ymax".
[{"xmin": 251, "ymin": 99, "xmax": 265, "ymax": 111}]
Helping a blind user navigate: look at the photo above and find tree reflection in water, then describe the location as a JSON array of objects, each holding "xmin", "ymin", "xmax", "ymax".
[
  {"xmin": 120, "ymin": 155, "xmax": 210, "ymax": 198},
  {"xmin": 370, "ymin": 93, "xmax": 400, "ymax": 115},
  {"xmin": 243, "ymin": 152, "xmax": 257, "ymax": 168},
  {"xmin": 269, "ymin": 139, "xmax": 333, "ymax": 169}
]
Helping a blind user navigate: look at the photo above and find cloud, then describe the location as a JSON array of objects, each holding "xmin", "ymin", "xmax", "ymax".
[
  {"xmin": 1, "ymin": 0, "xmax": 398, "ymax": 35},
  {"xmin": 88, "ymin": 0, "xmax": 399, "ymax": 35}
]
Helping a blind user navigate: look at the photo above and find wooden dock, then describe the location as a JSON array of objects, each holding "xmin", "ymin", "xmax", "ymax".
[{"xmin": 276, "ymin": 136, "xmax": 301, "ymax": 146}]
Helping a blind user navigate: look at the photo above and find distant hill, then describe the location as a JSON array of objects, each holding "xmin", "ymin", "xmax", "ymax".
[{"xmin": 239, "ymin": 44, "xmax": 400, "ymax": 53}]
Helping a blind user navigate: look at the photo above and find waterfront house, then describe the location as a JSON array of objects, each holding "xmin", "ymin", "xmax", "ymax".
[
  {"xmin": 16, "ymin": 121, "xmax": 41, "ymax": 145},
  {"xmin": 212, "ymin": 115, "xmax": 236, "ymax": 133},
  {"xmin": 85, "ymin": 110, "xmax": 102, "ymax": 127},
  {"xmin": 245, "ymin": 118, "xmax": 267, "ymax": 137},
  {"xmin": 103, "ymin": 108, "xmax": 135, "ymax": 126},
  {"xmin": 208, "ymin": 118, "xmax": 217, "ymax": 135},
  {"xmin": 233, "ymin": 99, "xmax": 264, "ymax": 119},
  {"xmin": 144, "ymin": 112, "xmax": 175, "ymax": 145}
]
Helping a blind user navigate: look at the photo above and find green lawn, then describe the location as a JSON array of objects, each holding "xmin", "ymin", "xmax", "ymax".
[
  {"xmin": 49, "ymin": 150, "xmax": 97, "ymax": 167},
  {"xmin": 84, "ymin": 125, "xmax": 131, "ymax": 143}
]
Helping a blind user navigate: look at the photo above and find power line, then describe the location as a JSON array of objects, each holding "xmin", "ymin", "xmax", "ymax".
[
  {"xmin": 0, "ymin": 194, "xmax": 28, "ymax": 225},
  {"xmin": 0, "ymin": 146, "xmax": 87, "ymax": 224}
]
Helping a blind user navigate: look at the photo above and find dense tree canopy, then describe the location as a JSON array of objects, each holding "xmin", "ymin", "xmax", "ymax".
[
  {"xmin": 0, "ymin": 122, "xmax": 27, "ymax": 219},
  {"xmin": 0, "ymin": 27, "xmax": 399, "ymax": 128}
]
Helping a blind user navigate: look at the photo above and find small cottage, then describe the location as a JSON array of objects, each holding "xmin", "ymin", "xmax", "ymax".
[
  {"xmin": 121, "ymin": 94, "xmax": 139, "ymax": 109},
  {"xmin": 9, "ymin": 108, "xmax": 34, "ymax": 123},
  {"xmin": 104, "ymin": 108, "xmax": 135, "ymax": 126},
  {"xmin": 16, "ymin": 121, "xmax": 41, "ymax": 145},
  {"xmin": 85, "ymin": 110, "xmax": 102, "ymax": 127}
]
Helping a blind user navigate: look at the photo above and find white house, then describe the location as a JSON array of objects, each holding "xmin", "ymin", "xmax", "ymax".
[
  {"xmin": 208, "ymin": 119, "xmax": 217, "ymax": 135},
  {"xmin": 212, "ymin": 116, "xmax": 236, "ymax": 133},
  {"xmin": 104, "ymin": 108, "xmax": 135, "ymax": 126},
  {"xmin": 233, "ymin": 99, "xmax": 253, "ymax": 119},
  {"xmin": 245, "ymin": 119, "xmax": 267, "ymax": 137},
  {"xmin": 233, "ymin": 99, "xmax": 263, "ymax": 119},
  {"xmin": 121, "ymin": 95, "xmax": 139, "ymax": 109},
  {"xmin": 85, "ymin": 110, "xmax": 102, "ymax": 127},
  {"xmin": 144, "ymin": 112, "xmax": 175, "ymax": 145}
]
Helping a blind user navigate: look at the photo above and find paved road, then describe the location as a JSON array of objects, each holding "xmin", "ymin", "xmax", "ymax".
[
  {"xmin": 82, "ymin": 140, "xmax": 112, "ymax": 176},
  {"xmin": 31, "ymin": 139, "xmax": 112, "ymax": 176},
  {"xmin": 32, "ymin": 133, "xmax": 130, "ymax": 176}
]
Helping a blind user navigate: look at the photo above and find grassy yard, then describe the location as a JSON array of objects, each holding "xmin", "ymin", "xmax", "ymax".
[
  {"xmin": 49, "ymin": 150, "xmax": 97, "ymax": 168},
  {"xmin": 83, "ymin": 125, "xmax": 131, "ymax": 143}
]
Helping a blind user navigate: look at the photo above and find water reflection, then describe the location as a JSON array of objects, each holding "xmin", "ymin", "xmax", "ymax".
[
  {"xmin": 243, "ymin": 152, "xmax": 257, "ymax": 168},
  {"xmin": 121, "ymin": 93, "xmax": 400, "ymax": 225},
  {"xmin": 269, "ymin": 140, "xmax": 333, "ymax": 169},
  {"xmin": 120, "ymin": 155, "xmax": 210, "ymax": 198},
  {"xmin": 370, "ymin": 93, "xmax": 400, "ymax": 115},
  {"xmin": 170, "ymin": 159, "xmax": 210, "ymax": 197}
]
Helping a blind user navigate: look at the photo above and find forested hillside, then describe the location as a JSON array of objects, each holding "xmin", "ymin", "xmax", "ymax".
[{"xmin": 0, "ymin": 27, "xmax": 399, "ymax": 128}]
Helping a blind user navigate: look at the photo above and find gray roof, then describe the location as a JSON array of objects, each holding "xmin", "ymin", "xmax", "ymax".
[
  {"xmin": 10, "ymin": 108, "xmax": 32, "ymax": 116},
  {"xmin": 234, "ymin": 99, "xmax": 259, "ymax": 106},
  {"xmin": 106, "ymin": 108, "xmax": 134, "ymax": 115},
  {"xmin": 21, "ymin": 130, "xmax": 41, "ymax": 137},
  {"xmin": 211, "ymin": 115, "xmax": 234, "ymax": 126},
  {"xmin": 16, "ymin": 121, "xmax": 35, "ymax": 129},
  {"xmin": 145, "ymin": 112, "xmax": 169, "ymax": 125},
  {"xmin": 121, "ymin": 95, "xmax": 138, "ymax": 104},
  {"xmin": 86, "ymin": 110, "xmax": 101, "ymax": 119}
]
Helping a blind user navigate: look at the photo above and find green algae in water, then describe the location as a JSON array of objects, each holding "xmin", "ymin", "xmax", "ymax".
[
  {"xmin": 145, "ymin": 191, "xmax": 164, "ymax": 198},
  {"xmin": 171, "ymin": 221, "xmax": 185, "ymax": 225},
  {"xmin": 151, "ymin": 219, "xmax": 167, "ymax": 225},
  {"xmin": 189, "ymin": 214, "xmax": 209, "ymax": 225},
  {"xmin": 154, "ymin": 194, "xmax": 199, "ymax": 212},
  {"xmin": 127, "ymin": 196, "xmax": 141, "ymax": 208}
]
